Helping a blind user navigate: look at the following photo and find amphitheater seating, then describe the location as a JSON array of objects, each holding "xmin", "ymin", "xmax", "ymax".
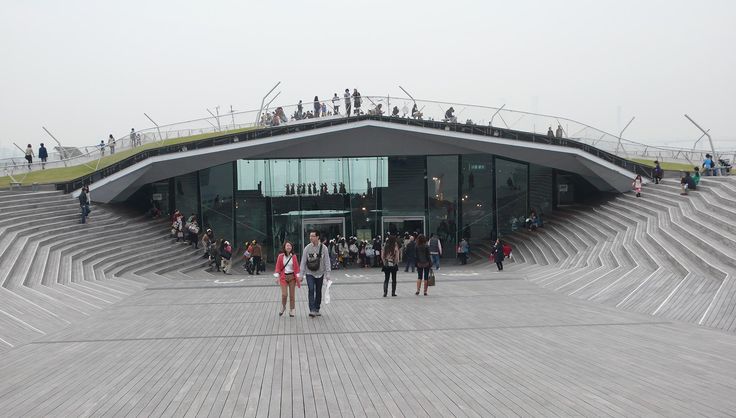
[
  {"xmin": 0, "ymin": 190, "xmax": 207, "ymax": 352},
  {"xmin": 1, "ymin": 176, "xmax": 734, "ymax": 350},
  {"xmin": 504, "ymin": 176, "xmax": 736, "ymax": 333}
]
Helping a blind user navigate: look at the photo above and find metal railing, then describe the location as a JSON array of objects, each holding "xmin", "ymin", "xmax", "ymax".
[
  {"xmin": 4, "ymin": 95, "xmax": 733, "ymax": 178},
  {"xmin": 52, "ymin": 111, "xmax": 661, "ymax": 194}
]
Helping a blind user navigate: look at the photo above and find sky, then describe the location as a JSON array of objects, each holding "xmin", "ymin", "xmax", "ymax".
[{"xmin": 1, "ymin": 0, "xmax": 735, "ymax": 155}]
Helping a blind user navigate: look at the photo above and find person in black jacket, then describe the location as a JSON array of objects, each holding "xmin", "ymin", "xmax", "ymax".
[
  {"xmin": 493, "ymin": 239, "xmax": 505, "ymax": 271},
  {"xmin": 38, "ymin": 143, "xmax": 48, "ymax": 169},
  {"xmin": 414, "ymin": 234, "xmax": 432, "ymax": 296},
  {"xmin": 78, "ymin": 187, "xmax": 89, "ymax": 224}
]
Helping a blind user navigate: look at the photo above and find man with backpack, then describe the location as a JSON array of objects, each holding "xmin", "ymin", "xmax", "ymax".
[{"xmin": 300, "ymin": 230, "xmax": 331, "ymax": 317}]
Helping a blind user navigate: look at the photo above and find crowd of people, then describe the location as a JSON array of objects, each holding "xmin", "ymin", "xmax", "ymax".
[
  {"xmin": 635, "ymin": 155, "xmax": 732, "ymax": 198},
  {"xmin": 161, "ymin": 205, "xmax": 524, "ymax": 318}
]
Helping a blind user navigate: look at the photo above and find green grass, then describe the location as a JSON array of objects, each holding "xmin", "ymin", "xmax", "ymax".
[
  {"xmin": 0, "ymin": 127, "xmax": 255, "ymax": 188},
  {"xmin": 630, "ymin": 158, "xmax": 696, "ymax": 172}
]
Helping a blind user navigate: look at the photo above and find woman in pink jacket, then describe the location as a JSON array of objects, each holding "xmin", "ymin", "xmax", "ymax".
[{"xmin": 274, "ymin": 241, "xmax": 301, "ymax": 317}]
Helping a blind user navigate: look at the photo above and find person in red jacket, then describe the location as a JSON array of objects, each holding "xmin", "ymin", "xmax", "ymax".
[{"xmin": 274, "ymin": 241, "xmax": 301, "ymax": 317}]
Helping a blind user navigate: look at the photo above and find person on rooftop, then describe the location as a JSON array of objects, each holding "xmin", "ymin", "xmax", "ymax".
[
  {"xmin": 547, "ymin": 126, "xmax": 554, "ymax": 140},
  {"xmin": 392, "ymin": 106, "xmax": 400, "ymax": 117},
  {"xmin": 344, "ymin": 89, "xmax": 351, "ymax": 116},
  {"xmin": 411, "ymin": 103, "xmax": 423, "ymax": 119},
  {"xmin": 445, "ymin": 107, "xmax": 457, "ymax": 123},
  {"xmin": 108, "ymin": 134, "xmax": 116, "ymax": 155},
  {"xmin": 313, "ymin": 96, "xmax": 321, "ymax": 118},
  {"xmin": 38, "ymin": 143, "xmax": 48, "ymax": 169},
  {"xmin": 353, "ymin": 89, "xmax": 362, "ymax": 115},
  {"xmin": 332, "ymin": 93, "xmax": 340, "ymax": 115},
  {"xmin": 24, "ymin": 144, "xmax": 34, "ymax": 170},
  {"xmin": 555, "ymin": 124, "xmax": 563, "ymax": 138}
]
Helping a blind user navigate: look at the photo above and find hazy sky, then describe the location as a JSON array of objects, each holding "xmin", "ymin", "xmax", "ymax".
[{"xmin": 1, "ymin": 0, "xmax": 735, "ymax": 152}]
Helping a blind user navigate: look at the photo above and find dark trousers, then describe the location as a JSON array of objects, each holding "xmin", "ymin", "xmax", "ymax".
[
  {"xmin": 404, "ymin": 258, "xmax": 415, "ymax": 272},
  {"xmin": 496, "ymin": 261, "xmax": 503, "ymax": 271},
  {"xmin": 80, "ymin": 204, "xmax": 89, "ymax": 223},
  {"xmin": 252, "ymin": 256, "xmax": 262, "ymax": 274},
  {"xmin": 459, "ymin": 253, "xmax": 467, "ymax": 265},
  {"xmin": 306, "ymin": 274, "xmax": 324, "ymax": 312},
  {"xmin": 383, "ymin": 267, "xmax": 397, "ymax": 295}
]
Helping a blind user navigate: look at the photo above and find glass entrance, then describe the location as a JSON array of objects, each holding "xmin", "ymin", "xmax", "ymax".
[
  {"xmin": 381, "ymin": 216, "xmax": 425, "ymax": 237},
  {"xmin": 302, "ymin": 217, "xmax": 346, "ymax": 249}
]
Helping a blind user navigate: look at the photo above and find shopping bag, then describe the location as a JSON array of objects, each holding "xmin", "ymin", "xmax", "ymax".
[
  {"xmin": 324, "ymin": 279, "xmax": 333, "ymax": 304},
  {"xmin": 428, "ymin": 269, "xmax": 436, "ymax": 287}
]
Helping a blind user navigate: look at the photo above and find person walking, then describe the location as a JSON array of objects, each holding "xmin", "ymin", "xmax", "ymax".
[
  {"xmin": 493, "ymin": 239, "xmax": 505, "ymax": 271},
  {"xmin": 99, "ymin": 140, "xmax": 106, "ymax": 157},
  {"xmin": 297, "ymin": 100, "xmax": 303, "ymax": 119},
  {"xmin": 300, "ymin": 230, "xmax": 331, "ymax": 317},
  {"xmin": 428, "ymin": 233, "xmax": 442, "ymax": 270},
  {"xmin": 38, "ymin": 143, "xmax": 48, "ymax": 169},
  {"xmin": 382, "ymin": 235, "xmax": 401, "ymax": 297},
  {"xmin": 274, "ymin": 241, "xmax": 301, "ymax": 317},
  {"xmin": 25, "ymin": 144, "xmax": 34, "ymax": 170},
  {"xmin": 78, "ymin": 186, "xmax": 90, "ymax": 224},
  {"xmin": 404, "ymin": 235, "xmax": 416, "ymax": 272},
  {"xmin": 344, "ymin": 89, "xmax": 351, "ymax": 116},
  {"xmin": 130, "ymin": 128, "xmax": 137, "ymax": 147},
  {"xmin": 251, "ymin": 240, "xmax": 263, "ymax": 275},
  {"xmin": 632, "ymin": 174, "xmax": 643, "ymax": 198},
  {"xmin": 108, "ymin": 134, "xmax": 116, "ymax": 155},
  {"xmin": 414, "ymin": 234, "xmax": 432, "ymax": 296},
  {"xmin": 652, "ymin": 161, "xmax": 664, "ymax": 184}
]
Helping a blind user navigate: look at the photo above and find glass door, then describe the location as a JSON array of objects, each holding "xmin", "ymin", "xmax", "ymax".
[
  {"xmin": 381, "ymin": 216, "xmax": 425, "ymax": 237},
  {"xmin": 302, "ymin": 217, "xmax": 346, "ymax": 249}
]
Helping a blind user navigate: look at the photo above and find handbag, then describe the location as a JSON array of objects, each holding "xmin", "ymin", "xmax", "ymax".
[{"xmin": 428, "ymin": 269, "xmax": 436, "ymax": 286}]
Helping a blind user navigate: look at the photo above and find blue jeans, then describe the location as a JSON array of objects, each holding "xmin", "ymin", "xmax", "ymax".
[
  {"xmin": 306, "ymin": 274, "xmax": 324, "ymax": 312},
  {"xmin": 431, "ymin": 254, "xmax": 440, "ymax": 270},
  {"xmin": 80, "ymin": 204, "xmax": 89, "ymax": 223}
]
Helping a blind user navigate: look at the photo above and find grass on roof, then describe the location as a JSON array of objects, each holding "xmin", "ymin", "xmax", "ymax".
[
  {"xmin": 630, "ymin": 158, "xmax": 698, "ymax": 172},
  {"xmin": 0, "ymin": 127, "xmax": 255, "ymax": 189}
]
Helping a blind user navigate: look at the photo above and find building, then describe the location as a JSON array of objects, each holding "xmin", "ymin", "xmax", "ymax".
[{"xmin": 88, "ymin": 116, "xmax": 644, "ymax": 260}]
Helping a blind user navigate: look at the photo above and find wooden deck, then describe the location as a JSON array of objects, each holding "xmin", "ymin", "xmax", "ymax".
[{"xmin": 1, "ymin": 267, "xmax": 736, "ymax": 417}]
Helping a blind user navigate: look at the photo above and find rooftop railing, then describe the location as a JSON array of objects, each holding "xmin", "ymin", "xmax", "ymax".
[{"xmin": 4, "ymin": 95, "xmax": 733, "ymax": 179}]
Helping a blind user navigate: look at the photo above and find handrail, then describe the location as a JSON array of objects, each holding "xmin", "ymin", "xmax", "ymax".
[
  {"xmin": 49, "ymin": 113, "xmax": 656, "ymax": 194},
  {"xmin": 3, "ymin": 95, "xmax": 734, "ymax": 175}
]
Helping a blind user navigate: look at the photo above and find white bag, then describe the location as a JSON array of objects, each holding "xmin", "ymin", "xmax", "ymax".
[{"xmin": 324, "ymin": 279, "xmax": 333, "ymax": 304}]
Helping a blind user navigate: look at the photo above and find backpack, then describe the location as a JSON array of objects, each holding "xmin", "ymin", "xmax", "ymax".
[{"xmin": 306, "ymin": 245, "xmax": 323, "ymax": 271}]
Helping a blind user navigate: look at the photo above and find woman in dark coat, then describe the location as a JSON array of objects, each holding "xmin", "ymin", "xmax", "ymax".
[{"xmin": 493, "ymin": 239, "xmax": 505, "ymax": 271}]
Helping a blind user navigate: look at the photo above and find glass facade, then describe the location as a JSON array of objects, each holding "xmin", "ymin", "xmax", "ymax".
[
  {"xmin": 155, "ymin": 154, "xmax": 562, "ymax": 261},
  {"xmin": 495, "ymin": 158, "xmax": 529, "ymax": 235}
]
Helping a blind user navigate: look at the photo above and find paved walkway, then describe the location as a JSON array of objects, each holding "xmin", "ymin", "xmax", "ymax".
[{"xmin": 1, "ymin": 265, "xmax": 736, "ymax": 417}]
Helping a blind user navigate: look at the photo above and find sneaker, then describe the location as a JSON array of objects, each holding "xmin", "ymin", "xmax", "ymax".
[
  {"xmin": 415, "ymin": 291, "xmax": 420, "ymax": 295},
  {"xmin": 289, "ymin": 309, "xmax": 295, "ymax": 317},
  {"xmin": 315, "ymin": 311, "xmax": 322, "ymax": 316},
  {"xmin": 309, "ymin": 312, "xmax": 316, "ymax": 317}
]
